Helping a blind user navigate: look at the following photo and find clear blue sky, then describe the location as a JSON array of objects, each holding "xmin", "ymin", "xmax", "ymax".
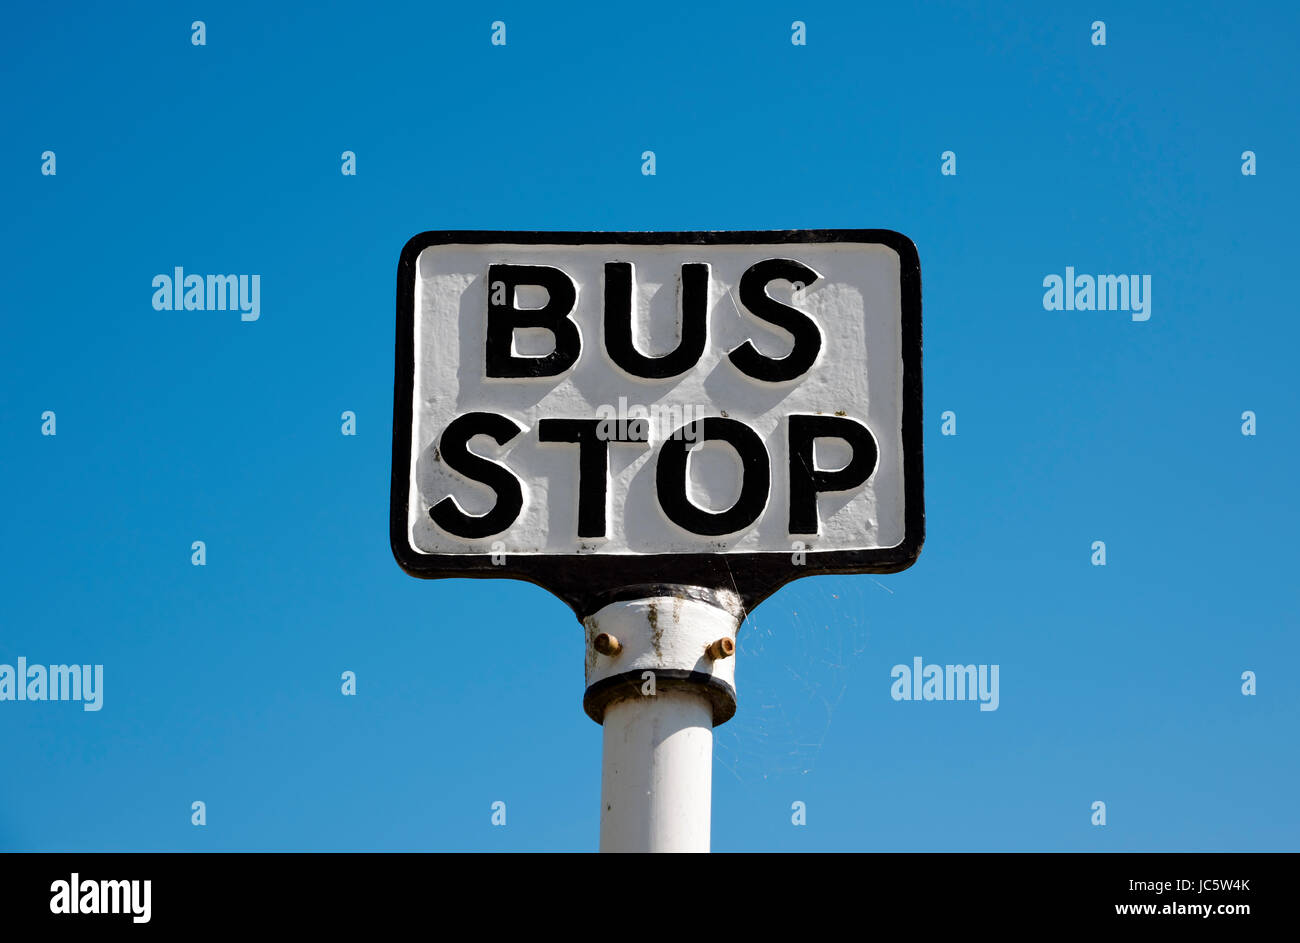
[{"xmin": 2, "ymin": 1, "xmax": 1296, "ymax": 851}]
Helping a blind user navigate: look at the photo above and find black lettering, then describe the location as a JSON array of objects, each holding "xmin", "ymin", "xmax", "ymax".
[
  {"xmin": 656, "ymin": 417, "xmax": 770, "ymax": 536},
  {"xmin": 429, "ymin": 411, "xmax": 525, "ymax": 538},
  {"xmin": 538, "ymin": 418, "xmax": 647, "ymax": 539},
  {"xmin": 727, "ymin": 258, "xmax": 821, "ymax": 383},
  {"xmin": 485, "ymin": 263, "xmax": 580, "ymax": 378},
  {"xmin": 787, "ymin": 414, "xmax": 878, "ymax": 535},
  {"xmin": 604, "ymin": 262, "xmax": 709, "ymax": 379}
]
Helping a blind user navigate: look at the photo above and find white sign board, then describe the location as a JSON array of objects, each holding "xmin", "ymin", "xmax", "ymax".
[{"xmin": 391, "ymin": 230, "xmax": 922, "ymax": 615}]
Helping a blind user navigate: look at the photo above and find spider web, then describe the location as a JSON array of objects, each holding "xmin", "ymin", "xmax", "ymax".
[{"xmin": 713, "ymin": 575, "xmax": 887, "ymax": 782}]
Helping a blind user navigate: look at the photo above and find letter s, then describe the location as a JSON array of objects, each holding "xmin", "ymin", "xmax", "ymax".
[{"xmin": 429, "ymin": 412, "xmax": 525, "ymax": 538}]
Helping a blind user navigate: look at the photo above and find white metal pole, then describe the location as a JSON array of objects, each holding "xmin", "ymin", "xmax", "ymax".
[
  {"xmin": 600, "ymin": 692, "xmax": 713, "ymax": 852},
  {"xmin": 582, "ymin": 590, "xmax": 742, "ymax": 853}
]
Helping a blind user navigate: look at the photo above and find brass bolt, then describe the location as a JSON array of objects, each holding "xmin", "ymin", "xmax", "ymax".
[
  {"xmin": 593, "ymin": 633, "xmax": 622, "ymax": 656},
  {"xmin": 706, "ymin": 637, "xmax": 735, "ymax": 660}
]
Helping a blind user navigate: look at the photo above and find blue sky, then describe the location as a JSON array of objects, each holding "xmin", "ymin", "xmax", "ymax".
[{"xmin": 1, "ymin": 0, "xmax": 1296, "ymax": 851}]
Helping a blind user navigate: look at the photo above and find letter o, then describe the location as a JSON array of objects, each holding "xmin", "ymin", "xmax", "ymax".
[{"xmin": 655, "ymin": 417, "xmax": 769, "ymax": 536}]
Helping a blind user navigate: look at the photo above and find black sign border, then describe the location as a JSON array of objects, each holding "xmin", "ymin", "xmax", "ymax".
[{"xmin": 391, "ymin": 229, "xmax": 923, "ymax": 618}]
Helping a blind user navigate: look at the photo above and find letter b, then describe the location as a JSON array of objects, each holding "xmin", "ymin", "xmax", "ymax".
[{"xmin": 484, "ymin": 264, "xmax": 580, "ymax": 378}]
